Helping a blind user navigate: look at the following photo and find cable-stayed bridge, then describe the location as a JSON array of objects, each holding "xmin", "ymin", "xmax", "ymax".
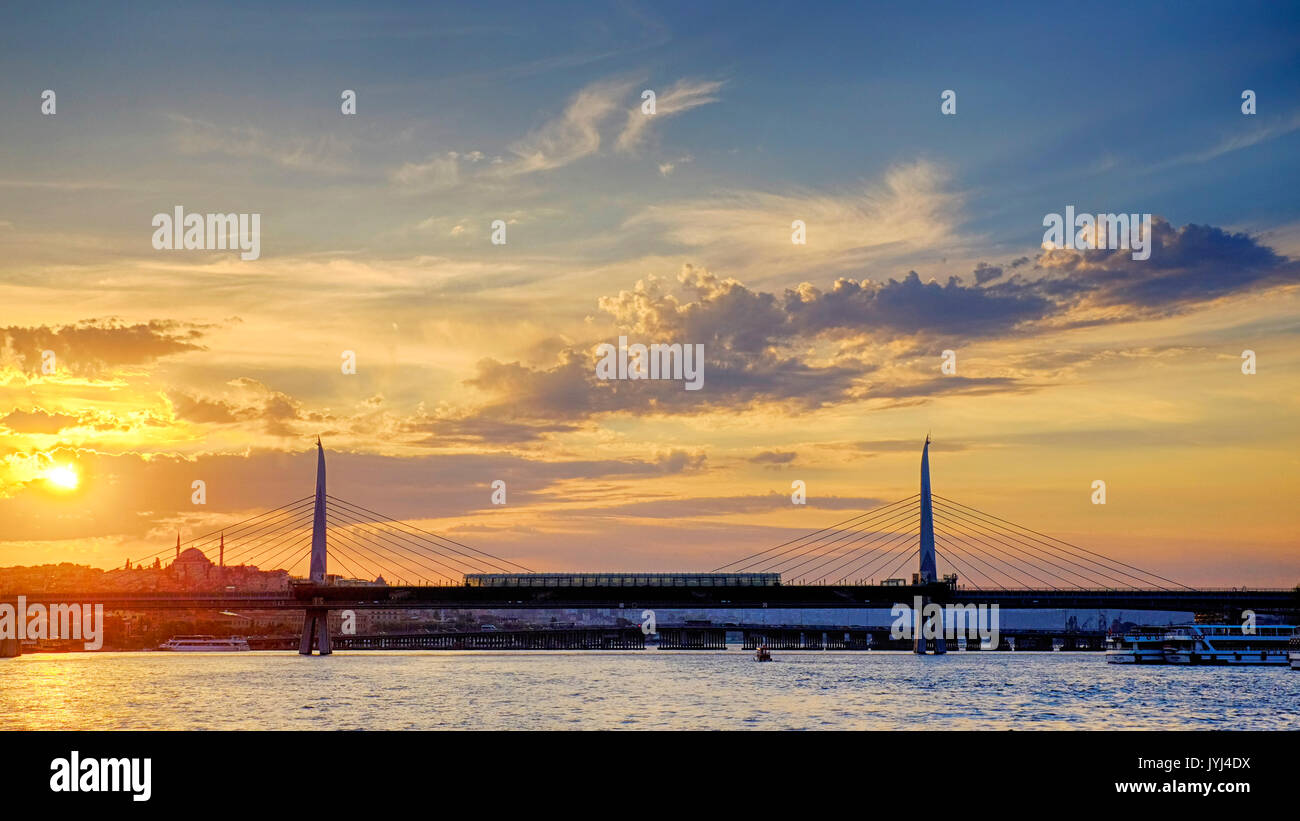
[{"xmin": 8, "ymin": 438, "xmax": 1296, "ymax": 655}]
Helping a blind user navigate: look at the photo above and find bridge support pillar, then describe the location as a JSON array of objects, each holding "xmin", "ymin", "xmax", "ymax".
[
  {"xmin": 912, "ymin": 597, "xmax": 946, "ymax": 655},
  {"xmin": 299, "ymin": 605, "xmax": 331, "ymax": 656}
]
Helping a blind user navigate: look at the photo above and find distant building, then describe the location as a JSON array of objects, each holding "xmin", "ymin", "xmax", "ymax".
[{"xmin": 171, "ymin": 548, "xmax": 213, "ymax": 583}]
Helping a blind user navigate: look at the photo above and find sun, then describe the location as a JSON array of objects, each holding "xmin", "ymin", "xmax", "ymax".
[{"xmin": 45, "ymin": 465, "xmax": 79, "ymax": 490}]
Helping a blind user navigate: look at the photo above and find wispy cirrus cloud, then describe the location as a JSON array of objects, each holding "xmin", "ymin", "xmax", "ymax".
[
  {"xmin": 389, "ymin": 75, "xmax": 724, "ymax": 187},
  {"xmin": 492, "ymin": 77, "xmax": 637, "ymax": 177},
  {"xmin": 622, "ymin": 160, "xmax": 967, "ymax": 279},
  {"xmin": 390, "ymin": 150, "xmax": 488, "ymax": 189},
  {"xmin": 615, "ymin": 77, "xmax": 725, "ymax": 153},
  {"xmin": 168, "ymin": 114, "xmax": 354, "ymax": 174},
  {"xmin": 1155, "ymin": 111, "xmax": 1300, "ymax": 170}
]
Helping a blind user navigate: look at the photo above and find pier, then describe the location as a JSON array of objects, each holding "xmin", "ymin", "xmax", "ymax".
[{"xmin": 228, "ymin": 624, "xmax": 1107, "ymax": 652}]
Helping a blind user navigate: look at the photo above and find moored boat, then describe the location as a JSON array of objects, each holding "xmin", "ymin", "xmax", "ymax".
[
  {"xmin": 1104, "ymin": 628, "xmax": 1167, "ymax": 664},
  {"xmin": 1106, "ymin": 624, "xmax": 1295, "ymax": 665},
  {"xmin": 158, "ymin": 635, "xmax": 250, "ymax": 652},
  {"xmin": 1162, "ymin": 624, "xmax": 1293, "ymax": 666}
]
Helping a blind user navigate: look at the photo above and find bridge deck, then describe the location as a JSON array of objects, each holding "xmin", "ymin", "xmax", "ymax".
[{"xmin": 4, "ymin": 584, "xmax": 1295, "ymax": 613}]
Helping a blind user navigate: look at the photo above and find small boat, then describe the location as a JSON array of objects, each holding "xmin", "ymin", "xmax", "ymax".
[
  {"xmin": 158, "ymin": 635, "xmax": 250, "ymax": 652},
  {"xmin": 754, "ymin": 646, "xmax": 772, "ymax": 662}
]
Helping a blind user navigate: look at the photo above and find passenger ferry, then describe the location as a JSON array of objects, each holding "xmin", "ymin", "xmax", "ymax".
[
  {"xmin": 1162, "ymin": 624, "xmax": 1294, "ymax": 665},
  {"xmin": 1107, "ymin": 624, "xmax": 1295, "ymax": 665},
  {"xmin": 1104, "ymin": 628, "xmax": 1167, "ymax": 664},
  {"xmin": 158, "ymin": 635, "xmax": 251, "ymax": 652},
  {"xmin": 1287, "ymin": 630, "xmax": 1299, "ymax": 670}
]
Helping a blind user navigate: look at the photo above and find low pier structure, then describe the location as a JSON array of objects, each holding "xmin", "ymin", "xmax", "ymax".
[{"xmin": 655, "ymin": 627, "xmax": 727, "ymax": 649}]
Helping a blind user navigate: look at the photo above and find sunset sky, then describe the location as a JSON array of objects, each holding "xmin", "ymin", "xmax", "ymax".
[{"xmin": 1, "ymin": 2, "xmax": 1298, "ymax": 586}]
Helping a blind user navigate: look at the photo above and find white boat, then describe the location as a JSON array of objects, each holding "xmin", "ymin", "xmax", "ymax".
[
  {"xmin": 1105, "ymin": 628, "xmax": 1167, "ymax": 664},
  {"xmin": 1288, "ymin": 631, "xmax": 1299, "ymax": 670},
  {"xmin": 1161, "ymin": 624, "xmax": 1294, "ymax": 666},
  {"xmin": 158, "ymin": 635, "xmax": 250, "ymax": 652}
]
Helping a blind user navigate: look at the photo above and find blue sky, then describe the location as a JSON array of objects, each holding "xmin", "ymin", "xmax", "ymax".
[{"xmin": 4, "ymin": 0, "xmax": 1298, "ymax": 256}]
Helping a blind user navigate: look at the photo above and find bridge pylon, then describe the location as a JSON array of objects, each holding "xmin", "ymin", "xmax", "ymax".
[
  {"xmin": 299, "ymin": 438, "xmax": 332, "ymax": 655},
  {"xmin": 914, "ymin": 436, "xmax": 945, "ymax": 654}
]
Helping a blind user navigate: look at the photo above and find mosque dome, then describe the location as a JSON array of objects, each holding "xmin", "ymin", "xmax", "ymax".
[{"xmin": 176, "ymin": 548, "xmax": 212, "ymax": 566}]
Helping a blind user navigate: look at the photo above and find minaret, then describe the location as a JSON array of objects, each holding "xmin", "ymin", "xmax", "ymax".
[
  {"xmin": 175, "ymin": 533, "xmax": 180, "ymax": 563},
  {"xmin": 918, "ymin": 435, "xmax": 938, "ymax": 584},
  {"xmin": 219, "ymin": 533, "xmax": 224, "ymax": 569}
]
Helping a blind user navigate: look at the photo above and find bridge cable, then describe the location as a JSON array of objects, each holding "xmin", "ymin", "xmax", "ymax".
[
  {"xmin": 212, "ymin": 506, "xmax": 316, "ymax": 566},
  {"xmin": 324, "ymin": 538, "xmax": 388, "ymax": 582},
  {"xmin": 932, "ymin": 512, "xmax": 1076, "ymax": 589},
  {"xmin": 325, "ymin": 521, "xmax": 461, "ymax": 584},
  {"xmin": 325, "ymin": 501, "xmax": 503, "ymax": 574},
  {"xmin": 761, "ymin": 501, "xmax": 922, "ymax": 575},
  {"xmin": 325, "ymin": 501, "xmax": 507, "ymax": 575},
  {"xmin": 719, "ymin": 494, "xmax": 920, "ymax": 573},
  {"xmin": 326, "ymin": 504, "xmax": 492, "ymax": 580},
  {"xmin": 929, "ymin": 522, "xmax": 1061, "ymax": 589},
  {"xmin": 934, "ymin": 500, "xmax": 1146, "ymax": 589},
  {"xmin": 931, "ymin": 546, "xmax": 983, "ymax": 590},
  {"xmin": 215, "ymin": 508, "xmax": 316, "ymax": 567},
  {"xmin": 934, "ymin": 532, "xmax": 1017, "ymax": 588},
  {"xmin": 878, "ymin": 548, "xmax": 922, "ymax": 584},
  {"xmin": 232, "ymin": 519, "xmax": 317, "ymax": 570},
  {"xmin": 253, "ymin": 534, "xmax": 314, "ymax": 577},
  {"xmin": 785, "ymin": 504, "xmax": 923, "ymax": 580},
  {"xmin": 833, "ymin": 532, "xmax": 919, "ymax": 585},
  {"xmin": 712, "ymin": 494, "xmax": 919, "ymax": 572},
  {"xmin": 768, "ymin": 499, "xmax": 920, "ymax": 565},
  {"xmin": 828, "ymin": 526, "xmax": 921, "ymax": 584},
  {"xmin": 933, "ymin": 494, "xmax": 1189, "ymax": 589},
  {"xmin": 130, "ymin": 496, "xmax": 315, "ymax": 563},
  {"xmin": 932, "ymin": 502, "xmax": 1125, "ymax": 588},
  {"xmin": 326, "ymin": 495, "xmax": 533, "ymax": 572},
  {"xmin": 725, "ymin": 501, "xmax": 917, "ymax": 575}
]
